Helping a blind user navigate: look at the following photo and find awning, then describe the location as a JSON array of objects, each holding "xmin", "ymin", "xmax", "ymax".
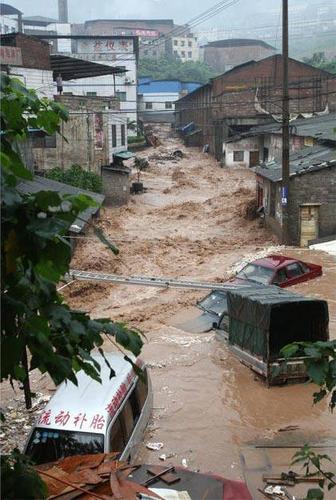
[
  {"xmin": 50, "ymin": 54, "xmax": 127, "ymax": 81},
  {"xmin": 114, "ymin": 151, "xmax": 135, "ymax": 160}
]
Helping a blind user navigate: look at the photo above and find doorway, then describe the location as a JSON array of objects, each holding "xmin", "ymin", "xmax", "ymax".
[
  {"xmin": 299, "ymin": 204, "xmax": 320, "ymax": 247},
  {"xmin": 249, "ymin": 150, "xmax": 259, "ymax": 167}
]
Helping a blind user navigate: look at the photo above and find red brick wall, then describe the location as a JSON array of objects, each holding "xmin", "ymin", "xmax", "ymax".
[{"xmin": 1, "ymin": 33, "xmax": 50, "ymax": 70}]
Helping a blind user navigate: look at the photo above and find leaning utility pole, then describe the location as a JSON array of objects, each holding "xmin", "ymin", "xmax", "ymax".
[{"xmin": 281, "ymin": 0, "xmax": 290, "ymax": 244}]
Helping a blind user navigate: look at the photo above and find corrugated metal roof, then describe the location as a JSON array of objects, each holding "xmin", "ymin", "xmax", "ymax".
[
  {"xmin": 255, "ymin": 145, "xmax": 336, "ymax": 182},
  {"xmin": 17, "ymin": 175, "xmax": 105, "ymax": 233},
  {"xmin": 202, "ymin": 38, "xmax": 276, "ymax": 50},
  {"xmin": 51, "ymin": 54, "xmax": 126, "ymax": 81},
  {"xmin": 241, "ymin": 112, "xmax": 336, "ymax": 143},
  {"xmin": 138, "ymin": 79, "xmax": 201, "ymax": 94}
]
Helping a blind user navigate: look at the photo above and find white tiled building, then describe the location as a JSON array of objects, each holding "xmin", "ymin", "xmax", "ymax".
[{"xmin": 172, "ymin": 35, "xmax": 199, "ymax": 62}]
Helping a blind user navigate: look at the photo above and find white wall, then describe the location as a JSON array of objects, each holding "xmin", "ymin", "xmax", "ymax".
[
  {"xmin": 0, "ymin": 14, "xmax": 18, "ymax": 34},
  {"xmin": 224, "ymin": 137, "xmax": 261, "ymax": 167},
  {"xmin": 138, "ymin": 92, "xmax": 178, "ymax": 112},
  {"xmin": 9, "ymin": 66, "xmax": 54, "ymax": 99},
  {"xmin": 108, "ymin": 112, "xmax": 128, "ymax": 162}
]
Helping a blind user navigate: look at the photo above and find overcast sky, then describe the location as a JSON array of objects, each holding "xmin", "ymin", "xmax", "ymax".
[{"xmin": 10, "ymin": 0, "xmax": 316, "ymax": 26}]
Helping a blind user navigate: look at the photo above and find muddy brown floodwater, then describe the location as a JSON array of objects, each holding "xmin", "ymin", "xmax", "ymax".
[{"xmin": 1, "ymin": 125, "xmax": 335, "ymax": 487}]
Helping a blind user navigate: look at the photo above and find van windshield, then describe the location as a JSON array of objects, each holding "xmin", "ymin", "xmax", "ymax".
[
  {"xmin": 26, "ymin": 427, "xmax": 104, "ymax": 465},
  {"xmin": 198, "ymin": 290, "xmax": 227, "ymax": 316}
]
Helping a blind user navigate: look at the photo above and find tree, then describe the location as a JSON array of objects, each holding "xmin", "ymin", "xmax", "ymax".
[
  {"xmin": 303, "ymin": 52, "xmax": 336, "ymax": 74},
  {"xmin": 1, "ymin": 75, "xmax": 143, "ymax": 497},
  {"xmin": 282, "ymin": 340, "xmax": 336, "ymax": 498},
  {"xmin": 139, "ymin": 55, "xmax": 217, "ymax": 84}
]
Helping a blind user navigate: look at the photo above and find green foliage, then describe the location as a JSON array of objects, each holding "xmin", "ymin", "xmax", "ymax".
[
  {"xmin": 128, "ymin": 135, "xmax": 145, "ymax": 144},
  {"xmin": 281, "ymin": 340, "xmax": 336, "ymax": 410},
  {"xmin": 139, "ymin": 55, "xmax": 217, "ymax": 84},
  {"xmin": 1, "ymin": 450, "xmax": 47, "ymax": 499},
  {"xmin": 1, "ymin": 74, "xmax": 143, "ymax": 497},
  {"xmin": 291, "ymin": 445, "xmax": 336, "ymax": 499},
  {"xmin": 303, "ymin": 52, "xmax": 336, "ymax": 74},
  {"xmin": 46, "ymin": 164, "xmax": 103, "ymax": 193}
]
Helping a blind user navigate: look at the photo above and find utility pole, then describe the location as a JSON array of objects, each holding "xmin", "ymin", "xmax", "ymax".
[{"xmin": 282, "ymin": 0, "xmax": 290, "ymax": 244}]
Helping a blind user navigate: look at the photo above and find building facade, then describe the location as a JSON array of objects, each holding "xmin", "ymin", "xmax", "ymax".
[
  {"xmin": 1, "ymin": 32, "xmax": 54, "ymax": 99},
  {"xmin": 200, "ymin": 39, "xmax": 276, "ymax": 74},
  {"xmin": 175, "ymin": 55, "xmax": 336, "ymax": 159},
  {"xmin": 172, "ymin": 35, "xmax": 199, "ymax": 62},
  {"xmin": 0, "ymin": 3, "xmax": 22, "ymax": 33},
  {"xmin": 255, "ymin": 150, "xmax": 336, "ymax": 246},
  {"xmin": 138, "ymin": 78, "xmax": 201, "ymax": 122},
  {"xmin": 32, "ymin": 95, "xmax": 127, "ymax": 172}
]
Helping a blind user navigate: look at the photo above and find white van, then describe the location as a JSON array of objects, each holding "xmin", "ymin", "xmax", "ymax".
[{"xmin": 24, "ymin": 353, "xmax": 152, "ymax": 465}]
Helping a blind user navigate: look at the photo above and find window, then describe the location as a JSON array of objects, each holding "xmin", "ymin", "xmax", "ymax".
[
  {"xmin": 180, "ymin": 40, "xmax": 185, "ymax": 47},
  {"xmin": 233, "ymin": 151, "xmax": 244, "ymax": 162},
  {"xmin": 121, "ymin": 124, "xmax": 126, "ymax": 146},
  {"xmin": 120, "ymin": 400, "xmax": 134, "ymax": 442},
  {"xmin": 26, "ymin": 428, "xmax": 104, "ymax": 465},
  {"xmin": 4, "ymin": 25, "xmax": 9, "ymax": 33},
  {"xmin": 236, "ymin": 264, "xmax": 274, "ymax": 285},
  {"xmin": 86, "ymin": 91, "xmax": 97, "ymax": 97},
  {"xmin": 115, "ymin": 91, "xmax": 126, "ymax": 102},
  {"xmin": 188, "ymin": 41, "xmax": 192, "ymax": 47},
  {"xmin": 181, "ymin": 51, "xmax": 185, "ymax": 58},
  {"xmin": 174, "ymin": 40, "xmax": 178, "ymax": 46},
  {"xmin": 135, "ymin": 369, "xmax": 148, "ymax": 409},
  {"xmin": 32, "ymin": 134, "xmax": 56, "ymax": 149},
  {"xmin": 109, "ymin": 417, "xmax": 124, "ymax": 455},
  {"xmin": 173, "ymin": 50, "xmax": 178, "ymax": 56},
  {"xmin": 11, "ymin": 27, "xmax": 16, "ymax": 33},
  {"xmin": 165, "ymin": 102, "xmax": 173, "ymax": 109},
  {"xmin": 188, "ymin": 51, "xmax": 192, "ymax": 58},
  {"xmin": 286, "ymin": 263, "xmax": 304, "ymax": 279},
  {"xmin": 273, "ymin": 268, "xmax": 287, "ymax": 285},
  {"xmin": 145, "ymin": 102, "xmax": 153, "ymax": 110},
  {"xmin": 219, "ymin": 314, "xmax": 229, "ymax": 332},
  {"xmin": 111, "ymin": 124, "xmax": 117, "ymax": 148}
]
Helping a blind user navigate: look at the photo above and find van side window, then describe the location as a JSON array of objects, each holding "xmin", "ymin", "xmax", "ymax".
[
  {"xmin": 273, "ymin": 268, "xmax": 287, "ymax": 284},
  {"xmin": 109, "ymin": 417, "xmax": 124, "ymax": 455},
  {"xmin": 120, "ymin": 400, "xmax": 134, "ymax": 443},
  {"xmin": 219, "ymin": 314, "xmax": 229, "ymax": 331},
  {"xmin": 135, "ymin": 369, "xmax": 148, "ymax": 408}
]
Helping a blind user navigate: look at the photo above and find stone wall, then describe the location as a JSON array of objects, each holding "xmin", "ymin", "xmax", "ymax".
[{"xmin": 101, "ymin": 166, "xmax": 130, "ymax": 206}]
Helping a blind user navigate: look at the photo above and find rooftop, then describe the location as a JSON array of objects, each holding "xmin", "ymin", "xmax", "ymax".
[
  {"xmin": 50, "ymin": 54, "xmax": 127, "ymax": 81},
  {"xmin": 22, "ymin": 15, "xmax": 58, "ymax": 25},
  {"xmin": 138, "ymin": 79, "xmax": 202, "ymax": 94},
  {"xmin": 0, "ymin": 3, "xmax": 21, "ymax": 15},
  {"xmin": 34, "ymin": 353, "xmax": 137, "ymax": 434},
  {"xmin": 17, "ymin": 176, "xmax": 105, "ymax": 233},
  {"xmin": 203, "ymin": 38, "xmax": 276, "ymax": 50},
  {"xmin": 255, "ymin": 145, "xmax": 336, "ymax": 182}
]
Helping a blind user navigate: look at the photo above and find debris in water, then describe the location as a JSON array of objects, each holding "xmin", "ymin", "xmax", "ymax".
[
  {"xmin": 146, "ymin": 442, "xmax": 164, "ymax": 451},
  {"xmin": 181, "ymin": 458, "xmax": 188, "ymax": 468}
]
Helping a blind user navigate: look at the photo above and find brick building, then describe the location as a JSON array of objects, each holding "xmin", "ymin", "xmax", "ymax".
[
  {"xmin": 175, "ymin": 55, "xmax": 336, "ymax": 159},
  {"xmin": 201, "ymin": 38, "xmax": 276, "ymax": 74},
  {"xmin": 1, "ymin": 32, "xmax": 54, "ymax": 98},
  {"xmin": 32, "ymin": 95, "xmax": 127, "ymax": 173},
  {"xmin": 255, "ymin": 148, "xmax": 336, "ymax": 246}
]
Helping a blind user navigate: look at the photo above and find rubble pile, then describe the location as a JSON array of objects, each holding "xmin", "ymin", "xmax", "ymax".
[{"xmin": 0, "ymin": 393, "xmax": 50, "ymax": 454}]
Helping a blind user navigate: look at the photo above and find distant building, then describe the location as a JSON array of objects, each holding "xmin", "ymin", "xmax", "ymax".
[
  {"xmin": 138, "ymin": 78, "xmax": 202, "ymax": 123},
  {"xmin": 201, "ymin": 38, "xmax": 276, "ymax": 74},
  {"xmin": 22, "ymin": 15, "xmax": 72, "ymax": 53},
  {"xmin": 175, "ymin": 55, "xmax": 336, "ymax": 159},
  {"xmin": 0, "ymin": 3, "xmax": 22, "ymax": 33},
  {"xmin": 172, "ymin": 35, "xmax": 199, "ymax": 62}
]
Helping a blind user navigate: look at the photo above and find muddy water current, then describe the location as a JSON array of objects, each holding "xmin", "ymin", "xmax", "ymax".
[{"xmin": 1, "ymin": 125, "xmax": 335, "ymax": 486}]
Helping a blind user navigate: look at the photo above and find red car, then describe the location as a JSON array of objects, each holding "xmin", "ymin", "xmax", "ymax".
[{"xmin": 231, "ymin": 255, "xmax": 322, "ymax": 288}]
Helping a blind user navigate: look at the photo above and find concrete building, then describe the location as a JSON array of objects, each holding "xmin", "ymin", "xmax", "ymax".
[
  {"xmin": 0, "ymin": 3, "xmax": 22, "ymax": 33},
  {"xmin": 138, "ymin": 78, "xmax": 202, "ymax": 123},
  {"xmin": 172, "ymin": 35, "xmax": 199, "ymax": 62},
  {"xmin": 40, "ymin": 34, "xmax": 139, "ymax": 132},
  {"xmin": 32, "ymin": 94, "xmax": 127, "ymax": 173},
  {"xmin": 201, "ymin": 39, "xmax": 276, "ymax": 74},
  {"xmin": 175, "ymin": 55, "xmax": 336, "ymax": 159},
  {"xmin": 1, "ymin": 32, "xmax": 54, "ymax": 99},
  {"xmin": 255, "ymin": 147, "xmax": 336, "ymax": 246},
  {"xmin": 222, "ymin": 113, "xmax": 336, "ymax": 168}
]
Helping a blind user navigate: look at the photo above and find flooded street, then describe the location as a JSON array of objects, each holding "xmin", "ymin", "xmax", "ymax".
[{"xmin": 1, "ymin": 125, "xmax": 335, "ymax": 489}]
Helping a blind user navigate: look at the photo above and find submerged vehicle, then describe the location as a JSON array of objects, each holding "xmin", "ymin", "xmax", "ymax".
[
  {"xmin": 214, "ymin": 286, "xmax": 329, "ymax": 385},
  {"xmin": 231, "ymin": 255, "xmax": 322, "ymax": 287},
  {"xmin": 25, "ymin": 353, "xmax": 152, "ymax": 465}
]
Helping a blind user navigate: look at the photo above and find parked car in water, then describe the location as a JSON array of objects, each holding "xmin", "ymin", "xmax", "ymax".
[
  {"xmin": 25, "ymin": 353, "xmax": 152, "ymax": 465},
  {"xmin": 231, "ymin": 255, "xmax": 322, "ymax": 287}
]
